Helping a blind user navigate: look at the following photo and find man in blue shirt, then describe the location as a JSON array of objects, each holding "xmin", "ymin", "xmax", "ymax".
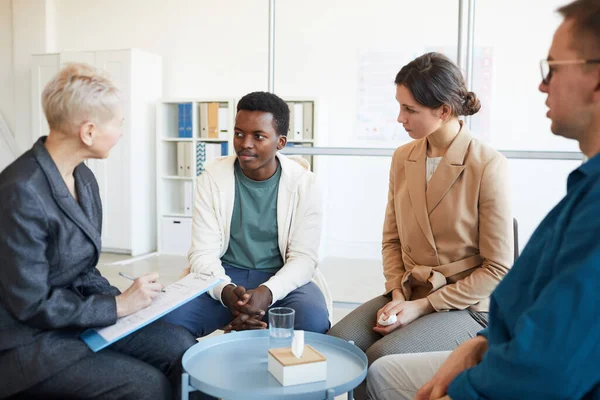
[{"xmin": 366, "ymin": 0, "xmax": 600, "ymax": 399}]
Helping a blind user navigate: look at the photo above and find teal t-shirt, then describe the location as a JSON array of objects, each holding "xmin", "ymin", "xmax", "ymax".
[{"xmin": 221, "ymin": 161, "xmax": 283, "ymax": 272}]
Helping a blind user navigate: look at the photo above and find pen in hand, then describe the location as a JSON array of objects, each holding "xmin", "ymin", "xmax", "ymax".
[{"xmin": 119, "ymin": 272, "xmax": 166, "ymax": 292}]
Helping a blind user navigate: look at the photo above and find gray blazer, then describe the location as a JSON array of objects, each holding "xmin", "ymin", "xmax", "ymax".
[{"xmin": 0, "ymin": 137, "xmax": 121, "ymax": 397}]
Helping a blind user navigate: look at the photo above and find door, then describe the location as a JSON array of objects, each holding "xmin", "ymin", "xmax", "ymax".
[{"xmin": 91, "ymin": 50, "xmax": 132, "ymax": 252}]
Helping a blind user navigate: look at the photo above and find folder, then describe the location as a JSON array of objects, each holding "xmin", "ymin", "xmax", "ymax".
[
  {"xmin": 207, "ymin": 103, "xmax": 219, "ymax": 138},
  {"xmin": 286, "ymin": 102, "xmax": 295, "ymax": 137},
  {"xmin": 185, "ymin": 103, "xmax": 193, "ymax": 138},
  {"xmin": 183, "ymin": 181, "xmax": 193, "ymax": 215},
  {"xmin": 178, "ymin": 103, "xmax": 192, "ymax": 138},
  {"xmin": 184, "ymin": 142, "xmax": 193, "ymax": 177},
  {"xmin": 177, "ymin": 142, "xmax": 185, "ymax": 176},
  {"xmin": 218, "ymin": 106, "xmax": 229, "ymax": 140},
  {"xmin": 199, "ymin": 103, "xmax": 208, "ymax": 138},
  {"xmin": 293, "ymin": 103, "xmax": 304, "ymax": 141},
  {"xmin": 303, "ymin": 102, "xmax": 313, "ymax": 140},
  {"xmin": 178, "ymin": 104, "xmax": 185, "ymax": 138},
  {"xmin": 206, "ymin": 143, "xmax": 221, "ymax": 160},
  {"xmin": 197, "ymin": 142, "xmax": 207, "ymax": 176}
]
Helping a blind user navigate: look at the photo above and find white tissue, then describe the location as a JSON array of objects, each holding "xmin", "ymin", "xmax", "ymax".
[
  {"xmin": 378, "ymin": 314, "xmax": 397, "ymax": 326},
  {"xmin": 292, "ymin": 330, "xmax": 304, "ymax": 358}
]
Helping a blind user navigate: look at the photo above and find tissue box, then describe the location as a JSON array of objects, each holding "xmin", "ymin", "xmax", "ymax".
[{"xmin": 268, "ymin": 345, "xmax": 327, "ymax": 386}]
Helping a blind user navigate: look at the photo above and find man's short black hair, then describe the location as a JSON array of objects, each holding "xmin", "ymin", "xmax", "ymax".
[{"xmin": 236, "ymin": 91, "xmax": 289, "ymax": 136}]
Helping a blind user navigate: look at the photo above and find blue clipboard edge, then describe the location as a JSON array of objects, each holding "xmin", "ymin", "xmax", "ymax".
[{"xmin": 81, "ymin": 277, "xmax": 224, "ymax": 352}]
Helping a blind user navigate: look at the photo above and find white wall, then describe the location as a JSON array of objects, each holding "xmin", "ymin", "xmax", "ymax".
[
  {"xmin": 54, "ymin": 0, "xmax": 268, "ymax": 100},
  {"xmin": 0, "ymin": 0, "xmax": 15, "ymax": 134},
  {"xmin": 5, "ymin": 0, "xmax": 583, "ymax": 268},
  {"xmin": 8, "ymin": 0, "xmax": 269, "ymax": 151},
  {"xmin": 473, "ymin": 0, "xmax": 578, "ymax": 152},
  {"xmin": 12, "ymin": 0, "xmax": 54, "ymax": 152}
]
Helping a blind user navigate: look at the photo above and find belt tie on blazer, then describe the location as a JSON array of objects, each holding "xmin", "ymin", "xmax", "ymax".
[{"xmin": 401, "ymin": 254, "xmax": 483, "ymax": 299}]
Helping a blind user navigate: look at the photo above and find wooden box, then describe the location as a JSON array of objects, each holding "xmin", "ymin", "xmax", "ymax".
[{"xmin": 267, "ymin": 345, "xmax": 327, "ymax": 386}]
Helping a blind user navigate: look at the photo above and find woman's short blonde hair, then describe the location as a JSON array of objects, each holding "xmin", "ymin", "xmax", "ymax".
[{"xmin": 41, "ymin": 63, "xmax": 121, "ymax": 135}]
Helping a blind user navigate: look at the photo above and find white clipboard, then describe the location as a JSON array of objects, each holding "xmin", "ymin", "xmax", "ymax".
[{"xmin": 81, "ymin": 273, "xmax": 222, "ymax": 352}]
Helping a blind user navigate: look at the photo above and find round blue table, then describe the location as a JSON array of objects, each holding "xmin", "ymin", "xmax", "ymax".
[{"xmin": 181, "ymin": 330, "xmax": 368, "ymax": 400}]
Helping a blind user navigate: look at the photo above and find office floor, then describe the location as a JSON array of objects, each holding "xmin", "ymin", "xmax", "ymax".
[{"xmin": 97, "ymin": 252, "xmax": 380, "ymax": 400}]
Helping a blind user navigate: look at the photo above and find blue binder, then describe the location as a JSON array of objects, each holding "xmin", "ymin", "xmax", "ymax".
[
  {"xmin": 178, "ymin": 104, "xmax": 185, "ymax": 137},
  {"xmin": 178, "ymin": 103, "xmax": 193, "ymax": 138},
  {"xmin": 185, "ymin": 103, "xmax": 193, "ymax": 138}
]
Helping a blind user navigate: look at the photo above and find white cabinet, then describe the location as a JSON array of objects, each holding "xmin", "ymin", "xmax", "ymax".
[{"xmin": 31, "ymin": 49, "xmax": 162, "ymax": 256}]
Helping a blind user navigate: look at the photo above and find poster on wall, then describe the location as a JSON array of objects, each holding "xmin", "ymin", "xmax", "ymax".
[
  {"xmin": 355, "ymin": 47, "xmax": 493, "ymax": 145},
  {"xmin": 355, "ymin": 49, "xmax": 418, "ymax": 145}
]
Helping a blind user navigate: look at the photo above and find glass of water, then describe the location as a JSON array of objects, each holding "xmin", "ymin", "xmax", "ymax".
[{"xmin": 268, "ymin": 307, "xmax": 295, "ymax": 349}]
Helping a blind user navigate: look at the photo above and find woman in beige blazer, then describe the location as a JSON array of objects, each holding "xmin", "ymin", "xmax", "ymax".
[{"xmin": 329, "ymin": 52, "xmax": 514, "ymax": 369}]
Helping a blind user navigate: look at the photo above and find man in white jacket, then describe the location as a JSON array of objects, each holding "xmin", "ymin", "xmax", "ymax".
[{"xmin": 163, "ymin": 92, "xmax": 331, "ymax": 337}]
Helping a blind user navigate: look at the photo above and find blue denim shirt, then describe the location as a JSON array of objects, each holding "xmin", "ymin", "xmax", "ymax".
[{"xmin": 449, "ymin": 153, "xmax": 600, "ymax": 400}]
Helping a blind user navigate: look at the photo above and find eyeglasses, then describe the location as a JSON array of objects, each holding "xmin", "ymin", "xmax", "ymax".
[{"xmin": 540, "ymin": 58, "xmax": 600, "ymax": 85}]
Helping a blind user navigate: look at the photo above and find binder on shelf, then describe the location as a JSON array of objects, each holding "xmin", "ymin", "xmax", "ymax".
[
  {"xmin": 199, "ymin": 103, "xmax": 208, "ymax": 138},
  {"xmin": 183, "ymin": 181, "xmax": 193, "ymax": 216},
  {"xmin": 185, "ymin": 103, "xmax": 193, "ymax": 138},
  {"xmin": 184, "ymin": 142, "xmax": 194, "ymax": 177},
  {"xmin": 196, "ymin": 142, "xmax": 204, "ymax": 176},
  {"xmin": 303, "ymin": 102, "xmax": 314, "ymax": 140},
  {"xmin": 218, "ymin": 106, "xmax": 229, "ymax": 140},
  {"xmin": 207, "ymin": 103, "xmax": 219, "ymax": 139},
  {"xmin": 293, "ymin": 103, "xmax": 304, "ymax": 141},
  {"xmin": 178, "ymin": 104, "xmax": 185, "ymax": 138},
  {"xmin": 286, "ymin": 102, "xmax": 295, "ymax": 137},
  {"xmin": 178, "ymin": 103, "xmax": 192, "ymax": 138},
  {"xmin": 177, "ymin": 142, "xmax": 186, "ymax": 176}
]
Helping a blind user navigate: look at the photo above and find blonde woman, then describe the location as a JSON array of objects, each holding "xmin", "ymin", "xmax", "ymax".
[
  {"xmin": 329, "ymin": 53, "xmax": 514, "ymax": 369},
  {"xmin": 0, "ymin": 64, "xmax": 196, "ymax": 399}
]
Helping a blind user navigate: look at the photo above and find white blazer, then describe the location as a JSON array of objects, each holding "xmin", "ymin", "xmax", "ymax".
[{"xmin": 188, "ymin": 152, "xmax": 333, "ymax": 320}]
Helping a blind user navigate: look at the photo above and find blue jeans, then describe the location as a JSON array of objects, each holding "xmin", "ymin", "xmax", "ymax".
[{"xmin": 162, "ymin": 264, "xmax": 330, "ymax": 337}]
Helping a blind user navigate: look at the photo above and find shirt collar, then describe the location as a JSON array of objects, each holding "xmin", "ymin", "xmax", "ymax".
[{"xmin": 567, "ymin": 152, "xmax": 600, "ymax": 190}]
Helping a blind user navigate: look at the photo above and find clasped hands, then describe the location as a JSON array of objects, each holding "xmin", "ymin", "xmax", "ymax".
[{"xmin": 221, "ymin": 284, "xmax": 273, "ymax": 332}]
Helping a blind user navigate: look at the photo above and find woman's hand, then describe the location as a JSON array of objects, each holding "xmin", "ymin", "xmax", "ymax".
[
  {"xmin": 373, "ymin": 297, "xmax": 434, "ymax": 335},
  {"xmin": 115, "ymin": 273, "xmax": 163, "ymax": 317}
]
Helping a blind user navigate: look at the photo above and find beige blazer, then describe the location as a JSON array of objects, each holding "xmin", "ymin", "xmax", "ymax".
[{"xmin": 382, "ymin": 123, "xmax": 513, "ymax": 312}]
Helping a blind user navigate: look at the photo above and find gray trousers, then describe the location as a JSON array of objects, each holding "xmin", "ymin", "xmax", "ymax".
[
  {"xmin": 328, "ymin": 295, "xmax": 486, "ymax": 400},
  {"xmin": 366, "ymin": 351, "xmax": 451, "ymax": 400},
  {"xmin": 328, "ymin": 295, "xmax": 487, "ymax": 364},
  {"xmin": 13, "ymin": 322, "xmax": 199, "ymax": 400}
]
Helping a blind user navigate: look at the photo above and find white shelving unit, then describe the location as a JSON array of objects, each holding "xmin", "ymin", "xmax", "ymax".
[
  {"xmin": 156, "ymin": 98, "xmax": 235, "ymax": 255},
  {"xmin": 283, "ymin": 97, "xmax": 317, "ymax": 170}
]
